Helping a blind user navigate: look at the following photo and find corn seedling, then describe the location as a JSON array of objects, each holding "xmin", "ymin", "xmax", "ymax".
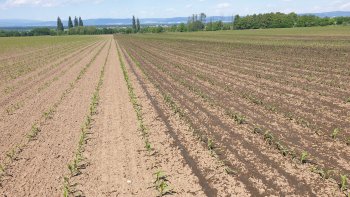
[
  {"xmin": 154, "ymin": 170, "xmax": 167, "ymax": 183},
  {"xmin": 340, "ymin": 175, "xmax": 348, "ymax": 192},
  {"xmin": 264, "ymin": 131, "xmax": 274, "ymax": 145},
  {"xmin": 234, "ymin": 114, "xmax": 246, "ymax": 124},
  {"xmin": 331, "ymin": 128, "xmax": 340, "ymax": 139},
  {"xmin": 275, "ymin": 141, "xmax": 289, "ymax": 156},
  {"xmin": 43, "ymin": 107, "xmax": 55, "ymax": 120},
  {"xmin": 253, "ymin": 127, "xmax": 263, "ymax": 134},
  {"xmin": 225, "ymin": 167, "xmax": 236, "ymax": 175},
  {"xmin": 347, "ymin": 98, "xmax": 350, "ymax": 103},
  {"xmin": 153, "ymin": 170, "xmax": 173, "ymax": 196},
  {"xmin": 68, "ymin": 160, "xmax": 79, "ymax": 176},
  {"xmin": 347, "ymin": 137, "xmax": 350, "ymax": 146},
  {"xmin": 63, "ymin": 176, "xmax": 70, "ymax": 197},
  {"xmin": 145, "ymin": 140, "xmax": 152, "ymax": 152},
  {"xmin": 156, "ymin": 180, "xmax": 172, "ymax": 196},
  {"xmin": 207, "ymin": 138, "xmax": 214, "ymax": 151},
  {"xmin": 0, "ymin": 164, "xmax": 5, "ymax": 174},
  {"xmin": 311, "ymin": 167, "xmax": 333, "ymax": 179},
  {"xmin": 6, "ymin": 149, "xmax": 16, "ymax": 161},
  {"xmin": 27, "ymin": 124, "xmax": 40, "ymax": 140},
  {"xmin": 300, "ymin": 151, "xmax": 308, "ymax": 164}
]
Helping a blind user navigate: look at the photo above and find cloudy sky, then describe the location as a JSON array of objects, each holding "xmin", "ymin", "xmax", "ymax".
[{"xmin": 0, "ymin": 0, "xmax": 349, "ymax": 20}]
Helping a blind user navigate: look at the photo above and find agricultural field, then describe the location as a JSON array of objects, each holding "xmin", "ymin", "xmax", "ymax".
[{"xmin": 0, "ymin": 26, "xmax": 349, "ymax": 197}]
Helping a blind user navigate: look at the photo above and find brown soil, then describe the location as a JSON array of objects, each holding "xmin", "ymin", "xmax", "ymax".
[{"xmin": 0, "ymin": 32, "xmax": 348, "ymax": 197}]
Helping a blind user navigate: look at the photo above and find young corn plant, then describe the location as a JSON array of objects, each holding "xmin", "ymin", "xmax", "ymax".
[
  {"xmin": 311, "ymin": 167, "xmax": 333, "ymax": 179},
  {"xmin": 0, "ymin": 164, "xmax": 5, "ymax": 174},
  {"xmin": 331, "ymin": 128, "xmax": 340, "ymax": 139},
  {"xmin": 300, "ymin": 151, "xmax": 309, "ymax": 164},
  {"xmin": 145, "ymin": 140, "xmax": 152, "ymax": 152},
  {"xmin": 43, "ymin": 107, "xmax": 55, "ymax": 120},
  {"xmin": 275, "ymin": 141, "xmax": 289, "ymax": 156},
  {"xmin": 63, "ymin": 176, "xmax": 70, "ymax": 197},
  {"xmin": 27, "ymin": 124, "xmax": 41, "ymax": 141},
  {"xmin": 264, "ymin": 131, "xmax": 274, "ymax": 145},
  {"xmin": 224, "ymin": 167, "xmax": 236, "ymax": 175},
  {"xmin": 153, "ymin": 170, "xmax": 173, "ymax": 196},
  {"xmin": 68, "ymin": 160, "xmax": 79, "ymax": 177},
  {"xmin": 6, "ymin": 149, "xmax": 16, "ymax": 161},
  {"xmin": 207, "ymin": 138, "xmax": 214, "ymax": 151},
  {"xmin": 340, "ymin": 175, "xmax": 348, "ymax": 192}
]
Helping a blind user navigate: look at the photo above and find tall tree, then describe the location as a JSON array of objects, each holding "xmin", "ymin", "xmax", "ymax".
[
  {"xmin": 200, "ymin": 13, "xmax": 206, "ymax": 23},
  {"xmin": 132, "ymin": 15, "xmax": 137, "ymax": 33},
  {"xmin": 136, "ymin": 18, "xmax": 140, "ymax": 32},
  {"xmin": 74, "ymin": 16, "xmax": 79, "ymax": 27},
  {"xmin": 78, "ymin": 17, "xmax": 84, "ymax": 26},
  {"xmin": 57, "ymin": 16, "xmax": 64, "ymax": 31},
  {"xmin": 68, "ymin": 16, "xmax": 73, "ymax": 29}
]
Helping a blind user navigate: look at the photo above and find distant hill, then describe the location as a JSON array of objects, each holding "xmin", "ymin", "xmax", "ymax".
[
  {"xmin": 302, "ymin": 11, "xmax": 350, "ymax": 17},
  {"xmin": 1, "ymin": 11, "xmax": 350, "ymax": 27}
]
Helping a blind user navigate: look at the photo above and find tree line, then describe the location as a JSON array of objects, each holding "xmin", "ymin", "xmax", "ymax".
[
  {"xmin": 1, "ymin": 12, "xmax": 350, "ymax": 37},
  {"xmin": 233, "ymin": 12, "xmax": 350, "ymax": 29},
  {"xmin": 135, "ymin": 12, "xmax": 350, "ymax": 33}
]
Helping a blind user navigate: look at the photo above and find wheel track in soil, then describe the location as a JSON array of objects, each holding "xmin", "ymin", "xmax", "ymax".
[{"xmin": 0, "ymin": 37, "xmax": 112, "ymax": 196}]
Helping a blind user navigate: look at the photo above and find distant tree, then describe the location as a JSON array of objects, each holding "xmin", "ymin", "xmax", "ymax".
[
  {"xmin": 233, "ymin": 15, "xmax": 240, "ymax": 29},
  {"xmin": 57, "ymin": 16, "xmax": 64, "ymax": 31},
  {"xmin": 187, "ymin": 13, "xmax": 205, "ymax": 31},
  {"xmin": 31, "ymin": 28, "xmax": 51, "ymax": 36},
  {"xmin": 136, "ymin": 18, "xmax": 141, "ymax": 32},
  {"xmin": 200, "ymin": 13, "xmax": 206, "ymax": 23},
  {"xmin": 132, "ymin": 15, "xmax": 137, "ymax": 33},
  {"xmin": 74, "ymin": 16, "xmax": 79, "ymax": 27},
  {"xmin": 68, "ymin": 16, "xmax": 73, "ymax": 29},
  {"xmin": 176, "ymin": 23, "xmax": 186, "ymax": 32},
  {"xmin": 78, "ymin": 17, "xmax": 84, "ymax": 26}
]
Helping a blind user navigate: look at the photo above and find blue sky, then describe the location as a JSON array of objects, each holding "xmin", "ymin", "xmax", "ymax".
[{"xmin": 0, "ymin": 0, "xmax": 349, "ymax": 20}]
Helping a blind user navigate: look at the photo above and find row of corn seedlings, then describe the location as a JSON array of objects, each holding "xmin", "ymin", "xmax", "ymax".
[
  {"xmin": 63, "ymin": 41, "xmax": 109, "ymax": 197},
  {"xmin": 116, "ymin": 41, "xmax": 174, "ymax": 196}
]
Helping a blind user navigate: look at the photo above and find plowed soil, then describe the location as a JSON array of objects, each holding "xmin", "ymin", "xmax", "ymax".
[{"xmin": 0, "ymin": 28, "xmax": 349, "ymax": 196}]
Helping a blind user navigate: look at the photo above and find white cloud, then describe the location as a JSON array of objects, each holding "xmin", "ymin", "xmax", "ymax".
[
  {"xmin": 1, "ymin": 0, "xmax": 103, "ymax": 8},
  {"xmin": 185, "ymin": 4, "xmax": 193, "ymax": 8},
  {"xmin": 340, "ymin": 2, "xmax": 350, "ymax": 10},
  {"xmin": 217, "ymin": 3, "xmax": 231, "ymax": 9}
]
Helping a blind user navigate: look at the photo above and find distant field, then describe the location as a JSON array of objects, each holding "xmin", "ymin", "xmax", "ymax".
[
  {"xmin": 116, "ymin": 26, "xmax": 350, "ymax": 196},
  {"xmin": 135, "ymin": 26, "xmax": 350, "ymax": 47},
  {"xmin": 0, "ymin": 35, "xmax": 101, "ymax": 55}
]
